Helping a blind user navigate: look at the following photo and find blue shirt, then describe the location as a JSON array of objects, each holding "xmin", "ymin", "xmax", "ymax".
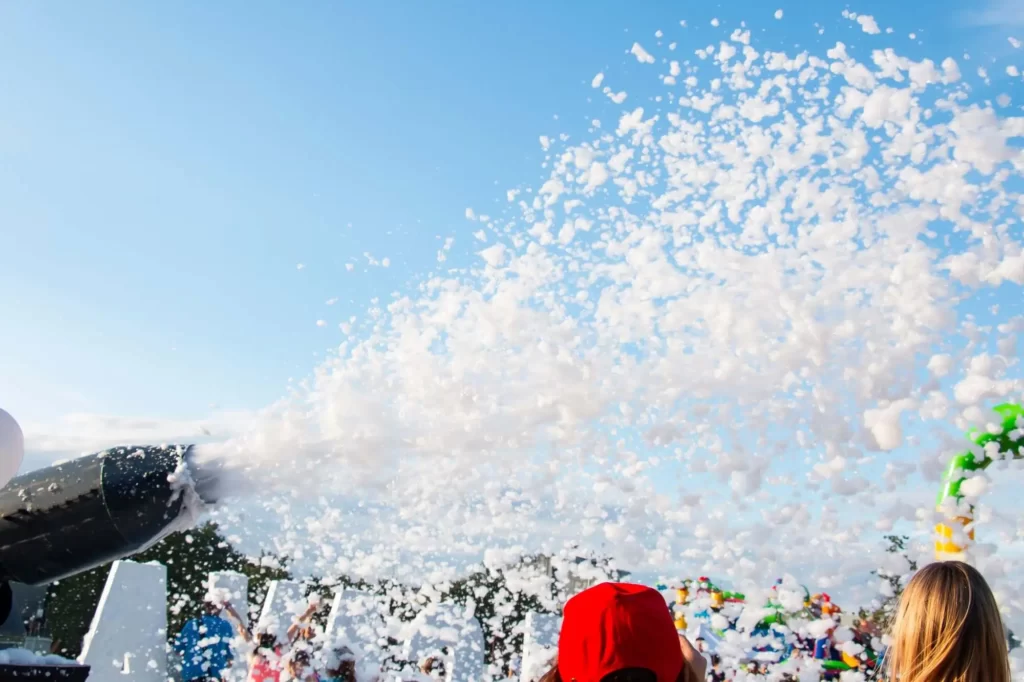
[{"xmin": 174, "ymin": 615, "xmax": 235, "ymax": 681}]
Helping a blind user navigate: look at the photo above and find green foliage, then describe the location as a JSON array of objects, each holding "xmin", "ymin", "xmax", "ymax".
[
  {"xmin": 44, "ymin": 522, "xmax": 290, "ymax": 657},
  {"xmin": 44, "ymin": 563, "xmax": 109, "ymax": 657},
  {"xmin": 443, "ymin": 567, "xmax": 551, "ymax": 673},
  {"xmin": 304, "ymin": 558, "xmax": 561, "ymax": 676},
  {"xmin": 438, "ymin": 555, "xmax": 580, "ymax": 676},
  {"xmin": 860, "ymin": 534, "xmax": 917, "ymax": 628}
]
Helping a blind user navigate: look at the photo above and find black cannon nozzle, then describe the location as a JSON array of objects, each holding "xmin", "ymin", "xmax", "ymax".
[{"xmin": 0, "ymin": 445, "xmax": 215, "ymax": 587}]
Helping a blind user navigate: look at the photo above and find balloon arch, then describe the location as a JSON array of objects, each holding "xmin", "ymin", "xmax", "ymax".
[{"xmin": 934, "ymin": 403, "xmax": 1023, "ymax": 559}]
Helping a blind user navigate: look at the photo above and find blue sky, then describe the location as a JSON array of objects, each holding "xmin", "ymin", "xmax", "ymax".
[{"xmin": 1, "ymin": 0, "xmax": 1021, "ymax": 445}]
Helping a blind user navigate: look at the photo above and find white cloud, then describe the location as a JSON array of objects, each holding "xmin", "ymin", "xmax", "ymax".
[
  {"xmin": 967, "ymin": 0, "xmax": 1024, "ymax": 26},
  {"xmin": 22, "ymin": 411, "xmax": 253, "ymax": 463}
]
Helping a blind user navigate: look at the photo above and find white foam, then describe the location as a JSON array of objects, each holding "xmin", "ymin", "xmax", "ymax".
[{"xmin": 62, "ymin": 8, "xmax": 1024, "ymax": 657}]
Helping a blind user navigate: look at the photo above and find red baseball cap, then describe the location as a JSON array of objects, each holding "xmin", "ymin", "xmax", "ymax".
[{"xmin": 558, "ymin": 583, "xmax": 683, "ymax": 682}]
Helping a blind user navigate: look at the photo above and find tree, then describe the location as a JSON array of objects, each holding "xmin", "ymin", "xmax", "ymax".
[
  {"xmin": 860, "ymin": 534, "xmax": 917, "ymax": 627},
  {"xmin": 448, "ymin": 570, "xmax": 546, "ymax": 674},
  {"xmin": 45, "ymin": 522, "xmax": 291, "ymax": 657},
  {"xmin": 434, "ymin": 551, "xmax": 629, "ymax": 675}
]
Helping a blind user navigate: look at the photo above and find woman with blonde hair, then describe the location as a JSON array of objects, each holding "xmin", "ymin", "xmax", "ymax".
[{"xmin": 885, "ymin": 561, "xmax": 1010, "ymax": 682}]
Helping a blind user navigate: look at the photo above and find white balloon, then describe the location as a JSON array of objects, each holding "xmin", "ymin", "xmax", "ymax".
[{"xmin": 0, "ymin": 408, "xmax": 25, "ymax": 489}]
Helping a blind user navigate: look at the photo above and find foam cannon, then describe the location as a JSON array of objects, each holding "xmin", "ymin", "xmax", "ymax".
[{"xmin": 0, "ymin": 442, "xmax": 218, "ymax": 625}]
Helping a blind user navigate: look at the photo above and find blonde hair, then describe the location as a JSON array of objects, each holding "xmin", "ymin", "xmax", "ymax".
[{"xmin": 886, "ymin": 561, "xmax": 1009, "ymax": 682}]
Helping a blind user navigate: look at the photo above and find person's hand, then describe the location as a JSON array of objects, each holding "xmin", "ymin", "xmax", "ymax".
[{"xmin": 679, "ymin": 635, "xmax": 708, "ymax": 682}]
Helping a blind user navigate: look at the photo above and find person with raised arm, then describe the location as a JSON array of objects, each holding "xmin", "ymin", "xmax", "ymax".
[
  {"xmin": 321, "ymin": 645, "xmax": 357, "ymax": 682},
  {"xmin": 175, "ymin": 600, "xmax": 236, "ymax": 682},
  {"xmin": 285, "ymin": 645, "xmax": 321, "ymax": 682},
  {"xmin": 223, "ymin": 600, "xmax": 319, "ymax": 682}
]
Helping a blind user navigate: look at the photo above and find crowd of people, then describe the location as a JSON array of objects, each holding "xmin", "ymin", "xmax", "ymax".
[
  {"xmin": 174, "ymin": 597, "xmax": 365, "ymax": 682},
  {"xmin": 174, "ymin": 560, "xmax": 1011, "ymax": 682}
]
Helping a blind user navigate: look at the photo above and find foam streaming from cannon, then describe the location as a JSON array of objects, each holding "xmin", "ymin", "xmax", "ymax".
[{"xmin": 201, "ymin": 16, "xmax": 1024, "ymax": 607}]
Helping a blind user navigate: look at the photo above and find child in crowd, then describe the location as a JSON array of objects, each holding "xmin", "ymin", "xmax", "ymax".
[
  {"xmin": 539, "ymin": 582, "xmax": 706, "ymax": 682},
  {"xmin": 286, "ymin": 646, "xmax": 321, "ymax": 682},
  {"xmin": 323, "ymin": 643, "xmax": 382, "ymax": 682},
  {"xmin": 322, "ymin": 646, "xmax": 358, "ymax": 682},
  {"xmin": 419, "ymin": 652, "xmax": 449, "ymax": 681},
  {"xmin": 223, "ymin": 601, "xmax": 319, "ymax": 682},
  {"xmin": 885, "ymin": 560, "xmax": 1010, "ymax": 682},
  {"xmin": 708, "ymin": 654, "xmax": 725, "ymax": 682},
  {"xmin": 174, "ymin": 601, "xmax": 235, "ymax": 682}
]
